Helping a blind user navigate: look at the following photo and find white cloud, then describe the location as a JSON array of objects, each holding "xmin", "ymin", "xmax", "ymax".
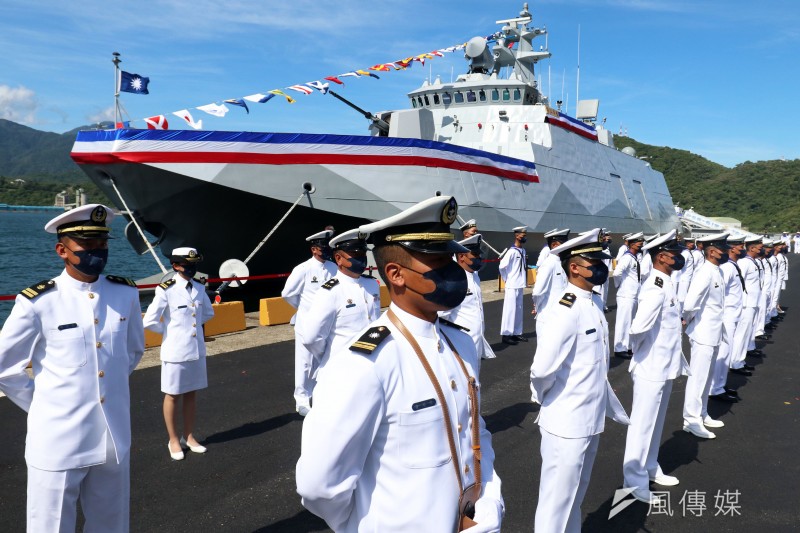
[
  {"xmin": 86, "ymin": 106, "xmax": 116, "ymax": 124},
  {"xmin": 0, "ymin": 84, "xmax": 37, "ymax": 124}
]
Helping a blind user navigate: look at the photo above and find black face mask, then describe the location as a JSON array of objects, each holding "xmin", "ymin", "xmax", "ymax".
[
  {"xmin": 670, "ymin": 253, "xmax": 686, "ymax": 271},
  {"xmin": 579, "ymin": 261, "xmax": 609, "ymax": 286},
  {"xmin": 321, "ymin": 246, "xmax": 334, "ymax": 262},
  {"xmin": 67, "ymin": 247, "xmax": 108, "ymax": 277},
  {"xmin": 468, "ymin": 257, "xmax": 483, "ymax": 271},
  {"xmin": 404, "ymin": 261, "xmax": 468, "ymax": 309},
  {"xmin": 737, "ymin": 248, "xmax": 746, "ymax": 258},
  {"xmin": 176, "ymin": 264, "xmax": 197, "ymax": 278},
  {"xmin": 518, "ymin": 237, "xmax": 527, "ymax": 244},
  {"xmin": 601, "ymin": 241, "xmax": 610, "ymax": 249},
  {"xmin": 344, "ymin": 255, "xmax": 367, "ymax": 276},
  {"xmin": 717, "ymin": 252, "xmax": 729, "ymax": 264}
]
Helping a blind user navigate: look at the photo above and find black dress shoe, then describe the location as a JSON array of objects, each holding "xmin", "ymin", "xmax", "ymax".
[
  {"xmin": 746, "ymin": 350, "xmax": 764, "ymax": 358},
  {"xmin": 730, "ymin": 367, "xmax": 753, "ymax": 376},
  {"xmin": 765, "ymin": 323, "xmax": 776, "ymax": 330},
  {"xmin": 755, "ymin": 335, "xmax": 769, "ymax": 341},
  {"xmin": 513, "ymin": 335, "xmax": 529, "ymax": 342},
  {"xmin": 709, "ymin": 392, "xmax": 738, "ymax": 403},
  {"xmin": 743, "ymin": 363, "xmax": 755, "ymax": 371},
  {"xmin": 501, "ymin": 335, "xmax": 518, "ymax": 345},
  {"xmin": 724, "ymin": 387, "xmax": 740, "ymax": 398},
  {"xmin": 615, "ymin": 351, "xmax": 632, "ymax": 359}
]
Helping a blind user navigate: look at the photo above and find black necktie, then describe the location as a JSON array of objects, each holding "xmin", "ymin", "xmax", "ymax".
[
  {"xmin": 186, "ymin": 281, "xmax": 192, "ymax": 292},
  {"xmin": 634, "ymin": 257, "xmax": 640, "ymax": 282},
  {"xmin": 732, "ymin": 262, "xmax": 746, "ymax": 293}
]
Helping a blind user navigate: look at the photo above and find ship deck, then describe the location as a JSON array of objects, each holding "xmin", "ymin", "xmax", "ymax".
[{"xmin": 1, "ymin": 267, "xmax": 798, "ymax": 532}]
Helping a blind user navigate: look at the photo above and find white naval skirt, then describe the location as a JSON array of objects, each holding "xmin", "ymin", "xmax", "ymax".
[{"xmin": 161, "ymin": 356, "xmax": 208, "ymax": 395}]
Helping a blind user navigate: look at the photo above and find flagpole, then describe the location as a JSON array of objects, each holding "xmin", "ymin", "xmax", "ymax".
[{"xmin": 112, "ymin": 52, "xmax": 122, "ymax": 128}]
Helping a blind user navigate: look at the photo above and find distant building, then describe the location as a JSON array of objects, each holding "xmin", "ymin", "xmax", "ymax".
[{"xmin": 54, "ymin": 187, "xmax": 88, "ymax": 210}]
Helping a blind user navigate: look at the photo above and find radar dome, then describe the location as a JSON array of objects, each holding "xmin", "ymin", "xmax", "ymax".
[
  {"xmin": 622, "ymin": 147, "xmax": 637, "ymax": 157},
  {"xmin": 465, "ymin": 37, "xmax": 487, "ymax": 58}
]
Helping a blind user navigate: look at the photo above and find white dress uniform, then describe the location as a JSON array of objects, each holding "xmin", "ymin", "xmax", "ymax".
[
  {"xmin": 499, "ymin": 245, "xmax": 527, "ymax": 337},
  {"xmin": 710, "ymin": 258, "xmax": 744, "ymax": 395},
  {"xmin": 673, "ymin": 247, "xmax": 695, "ymax": 311},
  {"xmin": 730, "ymin": 253, "xmax": 762, "ymax": 369},
  {"xmin": 143, "ymin": 273, "xmax": 215, "ymax": 394},
  {"xmin": 754, "ymin": 255, "xmax": 771, "ymax": 336},
  {"xmin": 531, "ymin": 252, "xmax": 567, "ymax": 319},
  {"xmin": 613, "ymin": 248, "xmax": 641, "ymax": 353},
  {"xmin": 531, "ymin": 281, "xmax": 630, "ymax": 533},
  {"xmin": 691, "ymin": 248, "xmax": 705, "ymax": 270},
  {"xmin": 615, "ymin": 243, "xmax": 629, "ymax": 263},
  {"xmin": 297, "ymin": 303, "xmax": 504, "ymax": 532},
  {"xmin": 768, "ymin": 254, "xmax": 780, "ymax": 318},
  {"xmin": 682, "ymin": 259, "xmax": 727, "ymax": 428},
  {"xmin": 639, "ymin": 251, "xmax": 653, "ymax": 284},
  {"xmin": 440, "ymin": 269, "xmax": 495, "ymax": 370},
  {"xmin": 0, "ymin": 270, "xmax": 145, "ymax": 532},
  {"xmin": 794, "ymin": 234, "xmax": 800, "ymax": 253},
  {"xmin": 282, "ymin": 255, "xmax": 338, "ymax": 409},
  {"xmin": 624, "ymin": 262, "xmax": 689, "ymax": 494},
  {"xmin": 296, "ymin": 271, "xmax": 380, "ymax": 378}
]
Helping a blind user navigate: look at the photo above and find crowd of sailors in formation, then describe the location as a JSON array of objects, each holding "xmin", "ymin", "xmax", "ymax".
[{"xmin": 0, "ymin": 198, "xmax": 792, "ymax": 532}]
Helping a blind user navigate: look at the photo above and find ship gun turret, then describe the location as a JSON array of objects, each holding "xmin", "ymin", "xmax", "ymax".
[{"xmin": 329, "ymin": 90, "xmax": 390, "ymax": 136}]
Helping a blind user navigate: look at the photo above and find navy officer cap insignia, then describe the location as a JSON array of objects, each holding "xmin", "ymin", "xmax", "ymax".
[
  {"xmin": 321, "ymin": 278, "xmax": 340, "ymax": 290},
  {"xmin": 459, "ymin": 219, "xmax": 477, "ymax": 231},
  {"xmin": 558, "ymin": 292, "xmax": 577, "ymax": 308},
  {"xmin": 20, "ymin": 279, "xmax": 56, "ymax": 300},
  {"xmin": 106, "ymin": 275, "xmax": 137, "ymax": 287},
  {"xmin": 550, "ymin": 228, "xmax": 613, "ymax": 261},
  {"xmin": 359, "ymin": 196, "xmax": 468, "ymax": 255},
  {"xmin": 329, "ymin": 228, "xmax": 369, "ymax": 253},
  {"xmin": 170, "ymin": 247, "xmax": 203, "ymax": 263},
  {"xmin": 351, "ymin": 325, "xmax": 391, "ymax": 354},
  {"xmin": 44, "ymin": 203, "xmax": 116, "ymax": 239}
]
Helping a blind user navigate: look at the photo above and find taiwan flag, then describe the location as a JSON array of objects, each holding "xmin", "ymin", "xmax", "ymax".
[{"xmin": 119, "ymin": 71, "xmax": 150, "ymax": 95}]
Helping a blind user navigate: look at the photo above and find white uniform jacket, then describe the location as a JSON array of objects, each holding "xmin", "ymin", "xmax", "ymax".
[
  {"xmin": 530, "ymin": 284, "xmax": 630, "ymax": 438},
  {"xmin": 281, "ymin": 257, "xmax": 338, "ymax": 318},
  {"xmin": 629, "ymin": 273, "xmax": 689, "ymax": 381},
  {"xmin": 720, "ymin": 261, "xmax": 744, "ymax": 322},
  {"xmin": 639, "ymin": 252, "xmax": 653, "ymax": 284},
  {"xmin": 530, "ymin": 252, "xmax": 567, "ymax": 315},
  {"xmin": 440, "ymin": 270, "xmax": 490, "ymax": 360},
  {"xmin": 739, "ymin": 256, "xmax": 762, "ymax": 307},
  {"xmin": 296, "ymin": 304, "xmax": 503, "ymax": 532},
  {"xmin": 613, "ymin": 252, "xmax": 641, "ymax": 297},
  {"xmin": 691, "ymin": 249, "xmax": 705, "ymax": 270},
  {"xmin": 0, "ymin": 271, "xmax": 144, "ymax": 471},
  {"xmin": 297, "ymin": 272, "xmax": 381, "ymax": 370},
  {"xmin": 761, "ymin": 258, "xmax": 773, "ymax": 296},
  {"xmin": 142, "ymin": 274, "xmax": 214, "ymax": 362},
  {"xmin": 683, "ymin": 262, "xmax": 726, "ymax": 346},
  {"xmin": 615, "ymin": 244, "xmax": 629, "ymax": 263},
  {"xmin": 536, "ymin": 244, "xmax": 550, "ymax": 267},
  {"xmin": 499, "ymin": 246, "xmax": 528, "ymax": 289}
]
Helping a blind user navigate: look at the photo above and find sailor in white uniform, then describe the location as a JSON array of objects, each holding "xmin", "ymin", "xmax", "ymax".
[
  {"xmin": 0, "ymin": 204, "xmax": 145, "ymax": 532},
  {"xmin": 143, "ymin": 247, "xmax": 215, "ymax": 460},
  {"xmin": 297, "ymin": 196, "xmax": 504, "ymax": 533},
  {"xmin": 281, "ymin": 230, "xmax": 338, "ymax": 416},
  {"xmin": 673, "ymin": 236, "xmax": 696, "ymax": 313},
  {"xmin": 296, "ymin": 229, "xmax": 381, "ymax": 381},
  {"xmin": 776, "ymin": 241, "xmax": 789, "ymax": 313},
  {"xmin": 499, "ymin": 226, "xmax": 529, "ymax": 345},
  {"xmin": 638, "ymin": 233, "xmax": 660, "ymax": 283},
  {"xmin": 531, "ymin": 228, "xmax": 630, "ymax": 533},
  {"xmin": 754, "ymin": 240, "xmax": 773, "ymax": 341},
  {"xmin": 598, "ymin": 229, "xmax": 613, "ymax": 311},
  {"xmin": 440, "ymin": 234, "xmax": 496, "ymax": 372},
  {"xmin": 794, "ymin": 232, "xmax": 800, "ymax": 254},
  {"xmin": 613, "ymin": 232, "xmax": 644, "ymax": 357},
  {"xmin": 767, "ymin": 243, "xmax": 781, "ymax": 321},
  {"xmin": 707, "ymin": 236, "xmax": 746, "ymax": 403},
  {"xmin": 536, "ymin": 228, "xmax": 562, "ymax": 267},
  {"xmin": 531, "ymin": 228, "xmax": 570, "ymax": 319},
  {"xmin": 623, "ymin": 230, "xmax": 689, "ymax": 504},
  {"xmin": 729, "ymin": 237, "xmax": 763, "ymax": 374},
  {"xmin": 460, "ymin": 218, "xmax": 478, "ymax": 239},
  {"xmin": 682, "ymin": 234, "xmax": 729, "ymax": 438},
  {"xmin": 615, "ymin": 233, "xmax": 633, "ymax": 263}
]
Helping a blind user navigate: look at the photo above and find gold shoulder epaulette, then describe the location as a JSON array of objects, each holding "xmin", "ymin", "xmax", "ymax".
[
  {"xmin": 322, "ymin": 278, "xmax": 340, "ymax": 290},
  {"xmin": 654, "ymin": 276, "xmax": 664, "ymax": 288},
  {"xmin": 106, "ymin": 275, "xmax": 137, "ymax": 287},
  {"xmin": 559, "ymin": 293, "xmax": 577, "ymax": 308},
  {"xmin": 438, "ymin": 317, "xmax": 471, "ymax": 332},
  {"xmin": 351, "ymin": 325, "xmax": 391, "ymax": 354},
  {"xmin": 20, "ymin": 280, "xmax": 56, "ymax": 300},
  {"xmin": 159, "ymin": 279, "xmax": 177, "ymax": 290}
]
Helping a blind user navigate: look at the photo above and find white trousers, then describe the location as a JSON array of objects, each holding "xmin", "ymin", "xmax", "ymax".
[
  {"xmin": 500, "ymin": 288, "xmax": 523, "ymax": 336},
  {"xmin": 710, "ymin": 318, "xmax": 738, "ymax": 395},
  {"xmin": 731, "ymin": 307, "xmax": 756, "ymax": 369},
  {"xmin": 623, "ymin": 376, "xmax": 673, "ymax": 490},
  {"xmin": 27, "ymin": 436, "xmax": 129, "ymax": 533},
  {"xmin": 293, "ymin": 335, "xmax": 316, "ymax": 408},
  {"xmin": 535, "ymin": 428, "xmax": 600, "ymax": 533},
  {"xmin": 683, "ymin": 340, "xmax": 718, "ymax": 425},
  {"xmin": 754, "ymin": 294, "xmax": 767, "ymax": 336},
  {"xmin": 613, "ymin": 296, "xmax": 637, "ymax": 352}
]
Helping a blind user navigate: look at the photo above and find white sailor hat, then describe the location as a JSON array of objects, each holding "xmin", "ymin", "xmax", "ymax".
[
  {"xmin": 643, "ymin": 229, "xmax": 684, "ymax": 253},
  {"xmin": 683, "ymin": 236, "xmax": 696, "ymax": 243},
  {"xmin": 544, "ymin": 228, "xmax": 570, "ymax": 241},
  {"xmin": 170, "ymin": 247, "xmax": 203, "ymax": 263},
  {"xmin": 550, "ymin": 228, "xmax": 613, "ymax": 261},
  {"xmin": 644, "ymin": 233, "xmax": 661, "ymax": 243},
  {"xmin": 459, "ymin": 219, "xmax": 477, "ymax": 231},
  {"xmin": 697, "ymin": 233, "xmax": 730, "ymax": 250},
  {"xmin": 513, "ymin": 225, "xmax": 528, "ymax": 233},
  {"xmin": 762, "ymin": 239, "xmax": 774, "ymax": 247},
  {"xmin": 621, "ymin": 232, "xmax": 634, "ymax": 241},
  {"xmin": 626, "ymin": 232, "xmax": 645, "ymax": 243},
  {"xmin": 329, "ymin": 228, "xmax": 368, "ymax": 252},
  {"xmin": 306, "ymin": 229, "xmax": 334, "ymax": 246},
  {"xmin": 726, "ymin": 235, "xmax": 746, "ymax": 245},
  {"xmin": 744, "ymin": 235, "xmax": 762, "ymax": 245},
  {"xmin": 458, "ymin": 233, "xmax": 483, "ymax": 254},
  {"xmin": 45, "ymin": 204, "xmax": 115, "ymax": 239},
  {"xmin": 360, "ymin": 196, "xmax": 468, "ymax": 254}
]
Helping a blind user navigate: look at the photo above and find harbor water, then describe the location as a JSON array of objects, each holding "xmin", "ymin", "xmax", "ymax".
[{"xmin": 0, "ymin": 210, "xmax": 171, "ymax": 324}]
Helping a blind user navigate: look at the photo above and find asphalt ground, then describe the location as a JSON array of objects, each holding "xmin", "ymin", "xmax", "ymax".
[{"xmin": 1, "ymin": 263, "xmax": 799, "ymax": 532}]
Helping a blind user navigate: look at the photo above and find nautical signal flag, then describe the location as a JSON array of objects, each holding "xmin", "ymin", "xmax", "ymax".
[
  {"xmin": 119, "ymin": 71, "xmax": 150, "ymax": 95},
  {"xmin": 172, "ymin": 109, "xmax": 202, "ymax": 130},
  {"xmin": 144, "ymin": 115, "xmax": 168, "ymax": 129},
  {"xmin": 224, "ymin": 98, "xmax": 249, "ymax": 114}
]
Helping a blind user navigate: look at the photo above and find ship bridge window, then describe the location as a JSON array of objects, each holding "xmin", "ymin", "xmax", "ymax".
[
  {"xmin": 424, "ymin": 94, "xmax": 430, "ymax": 106},
  {"xmin": 513, "ymin": 88, "xmax": 521, "ymax": 101},
  {"xmin": 454, "ymin": 92, "xmax": 465, "ymax": 104},
  {"xmin": 467, "ymin": 90, "xmax": 476, "ymax": 103},
  {"xmin": 417, "ymin": 96, "xmax": 424, "ymax": 107},
  {"xmin": 433, "ymin": 93, "xmax": 441, "ymax": 105},
  {"xmin": 491, "ymin": 89, "xmax": 499, "ymax": 101},
  {"xmin": 411, "ymin": 98, "xmax": 417, "ymax": 108},
  {"xmin": 479, "ymin": 90, "xmax": 487, "ymax": 102},
  {"xmin": 502, "ymin": 88, "xmax": 511, "ymax": 101},
  {"xmin": 442, "ymin": 92, "xmax": 452, "ymax": 105}
]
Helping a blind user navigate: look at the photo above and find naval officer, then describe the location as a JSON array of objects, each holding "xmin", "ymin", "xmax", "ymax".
[
  {"xmin": 613, "ymin": 232, "xmax": 644, "ymax": 357},
  {"xmin": 460, "ymin": 219, "xmax": 478, "ymax": 239},
  {"xmin": 297, "ymin": 196, "xmax": 504, "ymax": 532},
  {"xmin": 143, "ymin": 247, "xmax": 215, "ymax": 460},
  {"xmin": 729, "ymin": 237, "xmax": 763, "ymax": 374},
  {"xmin": 598, "ymin": 229, "xmax": 613, "ymax": 312},
  {"xmin": 531, "ymin": 228, "xmax": 570, "ymax": 319},
  {"xmin": 440, "ymin": 233, "xmax": 496, "ymax": 371},
  {"xmin": 673, "ymin": 236, "xmax": 696, "ymax": 313},
  {"xmin": 499, "ymin": 226, "xmax": 529, "ymax": 345},
  {"xmin": 530, "ymin": 228, "xmax": 630, "ymax": 533},
  {"xmin": 0, "ymin": 204, "xmax": 145, "ymax": 532},
  {"xmin": 296, "ymin": 229, "xmax": 381, "ymax": 380},
  {"xmin": 281, "ymin": 230, "xmax": 338, "ymax": 416},
  {"xmin": 622, "ymin": 230, "xmax": 689, "ymax": 504},
  {"xmin": 682, "ymin": 234, "xmax": 729, "ymax": 438},
  {"xmin": 615, "ymin": 233, "xmax": 633, "ymax": 263},
  {"xmin": 638, "ymin": 233, "xmax": 660, "ymax": 283}
]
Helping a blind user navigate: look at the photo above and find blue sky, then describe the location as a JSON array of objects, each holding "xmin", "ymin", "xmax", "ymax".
[{"xmin": 1, "ymin": 0, "xmax": 797, "ymax": 167}]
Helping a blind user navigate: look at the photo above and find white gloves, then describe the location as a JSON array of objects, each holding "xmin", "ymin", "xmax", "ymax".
[{"xmin": 461, "ymin": 497, "xmax": 503, "ymax": 533}]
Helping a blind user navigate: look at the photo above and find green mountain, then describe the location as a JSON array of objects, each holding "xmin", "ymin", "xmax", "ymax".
[{"xmin": 0, "ymin": 119, "xmax": 85, "ymax": 179}]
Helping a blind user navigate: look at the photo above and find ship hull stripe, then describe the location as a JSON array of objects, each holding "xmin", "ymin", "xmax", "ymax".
[{"xmin": 545, "ymin": 116, "xmax": 599, "ymax": 141}]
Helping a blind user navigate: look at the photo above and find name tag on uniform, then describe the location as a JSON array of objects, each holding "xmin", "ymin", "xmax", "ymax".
[
  {"xmin": 177, "ymin": 305, "xmax": 188, "ymax": 309},
  {"xmin": 58, "ymin": 323, "xmax": 78, "ymax": 330},
  {"xmin": 412, "ymin": 398, "xmax": 437, "ymax": 411},
  {"xmin": 585, "ymin": 328, "xmax": 596, "ymax": 334},
  {"xmin": 345, "ymin": 303, "xmax": 356, "ymax": 308}
]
